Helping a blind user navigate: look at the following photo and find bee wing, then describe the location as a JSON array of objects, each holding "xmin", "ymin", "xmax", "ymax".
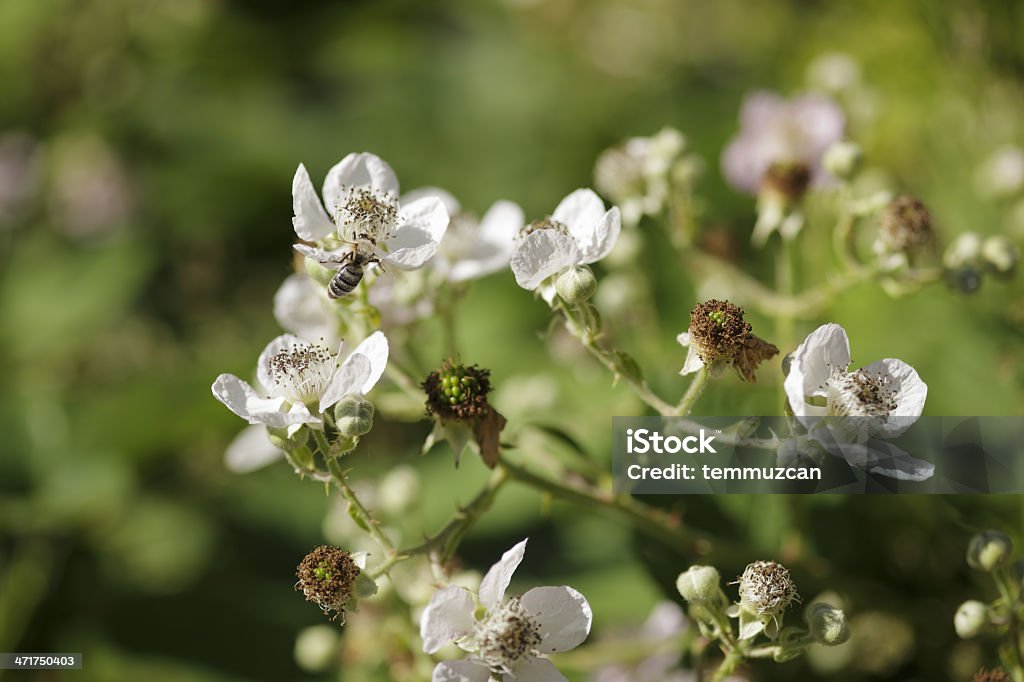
[{"xmin": 293, "ymin": 243, "xmax": 348, "ymax": 265}]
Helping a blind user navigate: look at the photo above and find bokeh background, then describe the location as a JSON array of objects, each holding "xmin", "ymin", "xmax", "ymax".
[{"xmin": 2, "ymin": 0, "xmax": 1024, "ymax": 680}]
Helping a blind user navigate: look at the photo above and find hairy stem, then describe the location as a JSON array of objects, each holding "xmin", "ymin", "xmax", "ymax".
[
  {"xmin": 676, "ymin": 366, "xmax": 710, "ymax": 415},
  {"xmin": 326, "ymin": 457, "xmax": 397, "ymax": 556}
]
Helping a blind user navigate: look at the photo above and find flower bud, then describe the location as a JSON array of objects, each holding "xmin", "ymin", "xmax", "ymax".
[
  {"xmin": 967, "ymin": 530, "xmax": 1013, "ymax": 572},
  {"xmin": 555, "ymin": 265, "xmax": 598, "ymax": 305},
  {"xmin": 823, "ymin": 141, "xmax": 863, "ymax": 181},
  {"xmin": 805, "ymin": 603, "xmax": 850, "ymax": 645},
  {"xmin": 944, "ymin": 232, "xmax": 983, "ymax": 269},
  {"xmin": 334, "ymin": 395, "xmax": 374, "ymax": 438},
  {"xmin": 981, "ymin": 235, "xmax": 1019, "ymax": 278},
  {"xmin": 954, "ymin": 600, "xmax": 990, "ymax": 639},
  {"xmin": 676, "ymin": 565, "xmax": 721, "ymax": 603}
]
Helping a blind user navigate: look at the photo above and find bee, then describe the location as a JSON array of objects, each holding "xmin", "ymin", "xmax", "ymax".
[{"xmin": 294, "ymin": 244, "xmax": 381, "ymax": 299}]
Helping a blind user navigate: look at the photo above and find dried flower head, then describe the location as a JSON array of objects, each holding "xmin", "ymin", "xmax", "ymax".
[
  {"xmin": 735, "ymin": 560, "xmax": 799, "ymax": 619},
  {"xmin": 879, "ymin": 194, "xmax": 934, "ymax": 252},
  {"xmin": 680, "ymin": 300, "xmax": 778, "ymax": 382},
  {"xmin": 423, "ymin": 361, "xmax": 493, "ymax": 422},
  {"xmin": 973, "ymin": 668, "xmax": 1012, "ymax": 682},
  {"xmin": 295, "ymin": 546, "xmax": 363, "ymax": 622},
  {"xmin": 761, "ymin": 161, "xmax": 812, "ymax": 205}
]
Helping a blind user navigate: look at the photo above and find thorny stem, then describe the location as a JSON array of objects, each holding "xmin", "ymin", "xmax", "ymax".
[
  {"xmin": 676, "ymin": 366, "xmax": 710, "ymax": 416},
  {"xmin": 556, "ymin": 299, "xmax": 677, "ymax": 416},
  {"xmin": 710, "ymin": 648, "xmax": 744, "ymax": 682},
  {"xmin": 326, "ymin": 457, "xmax": 397, "ymax": 556}
]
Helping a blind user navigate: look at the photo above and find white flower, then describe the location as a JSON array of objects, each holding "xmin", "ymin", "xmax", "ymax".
[
  {"xmin": 403, "ymin": 187, "xmax": 525, "ymax": 283},
  {"xmin": 273, "ymin": 273, "xmax": 338, "ymax": 345},
  {"xmin": 594, "ymin": 128, "xmax": 687, "ymax": 227},
  {"xmin": 292, "ymin": 152, "xmax": 449, "ymax": 270},
  {"xmin": 783, "ymin": 323, "xmax": 933, "ymax": 481},
  {"xmin": 420, "ymin": 539, "xmax": 592, "ymax": 682},
  {"xmin": 212, "ymin": 331, "xmax": 389, "ymax": 438},
  {"xmin": 510, "ymin": 189, "xmax": 621, "ymax": 302}
]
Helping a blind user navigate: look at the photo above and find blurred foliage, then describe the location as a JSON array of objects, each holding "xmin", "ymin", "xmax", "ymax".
[{"xmin": 0, "ymin": 0, "xmax": 1023, "ymax": 680}]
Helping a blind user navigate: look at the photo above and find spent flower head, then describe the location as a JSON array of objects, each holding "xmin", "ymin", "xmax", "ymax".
[
  {"xmin": 420, "ymin": 539, "xmax": 592, "ymax": 682},
  {"xmin": 295, "ymin": 545, "xmax": 377, "ymax": 623},
  {"xmin": 728, "ymin": 560, "xmax": 800, "ymax": 640},
  {"xmin": 877, "ymin": 194, "xmax": 934, "ymax": 256},
  {"xmin": 678, "ymin": 299, "xmax": 778, "ymax": 382},
  {"xmin": 423, "ymin": 360, "xmax": 507, "ymax": 468}
]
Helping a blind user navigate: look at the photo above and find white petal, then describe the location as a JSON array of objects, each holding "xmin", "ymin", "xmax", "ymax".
[
  {"xmin": 402, "ymin": 186, "xmax": 461, "ymax": 217},
  {"xmin": 273, "ymin": 274, "xmax": 333, "ymax": 343},
  {"xmin": 510, "ymin": 230, "xmax": 580, "ymax": 290},
  {"xmin": 351, "ymin": 552, "xmax": 369, "ymax": 569},
  {"xmin": 520, "ymin": 586, "xmax": 592, "ymax": 653},
  {"xmin": 322, "ymin": 152, "xmax": 399, "ymax": 215},
  {"xmin": 679, "ymin": 345, "xmax": 704, "ymax": 376},
  {"xmin": 381, "ymin": 242, "xmax": 438, "ymax": 270},
  {"xmin": 293, "ymin": 243, "xmax": 346, "ymax": 265},
  {"xmin": 479, "ymin": 539, "xmax": 527, "ymax": 610},
  {"xmin": 420, "ymin": 585, "xmax": 476, "ymax": 654},
  {"xmin": 861, "ymin": 357, "xmax": 927, "ymax": 433},
  {"xmin": 479, "ymin": 200, "xmax": 524, "ymax": 243},
  {"xmin": 507, "ymin": 657, "xmax": 568, "ymax": 682},
  {"xmin": 833, "ymin": 438, "xmax": 934, "ymax": 481},
  {"xmin": 211, "ymin": 374, "xmax": 309, "ymax": 428},
  {"xmin": 432, "ymin": 660, "xmax": 491, "ymax": 682},
  {"xmin": 400, "ymin": 196, "xmax": 451, "ymax": 244},
  {"xmin": 291, "ymin": 164, "xmax": 335, "ymax": 242},
  {"xmin": 784, "ymin": 323, "xmax": 851, "ymax": 419},
  {"xmin": 552, "ymin": 189, "xmax": 605, "ymax": 238},
  {"xmin": 257, "ymin": 334, "xmax": 307, "ymax": 393},
  {"xmin": 351, "ymin": 331, "xmax": 389, "ymax": 393},
  {"xmin": 577, "ymin": 207, "xmax": 621, "ymax": 264},
  {"xmin": 319, "ymin": 352, "xmax": 371, "ymax": 412},
  {"xmin": 224, "ymin": 425, "xmax": 283, "ymax": 473}
]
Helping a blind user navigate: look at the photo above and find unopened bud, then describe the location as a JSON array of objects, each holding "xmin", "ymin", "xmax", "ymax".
[
  {"xmin": 967, "ymin": 530, "xmax": 1013, "ymax": 572},
  {"xmin": 555, "ymin": 265, "xmax": 598, "ymax": 305},
  {"xmin": 805, "ymin": 603, "xmax": 850, "ymax": 645},
  {"xmin": 676, "ymin": 565, "xmax": 722, "ymax": 603},
  {"xmin": 981, "ymin": 235, "xmax": 1019, "ymax": 278},
  {"xmin": 954, "ymin": 600, "xmax": 990, "ymax": 639},
  {"xmin": 823, "ymin": 141, "xmax": 863, "ymax": 181},
  {"xmin": 334, "ymin": 396, "xmax": 374, "ymax": 438}
]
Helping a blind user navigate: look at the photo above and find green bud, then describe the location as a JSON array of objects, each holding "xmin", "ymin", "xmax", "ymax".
[
  {"xmin": 981, "ymin": 235, "xmax": 1020, "ymax": 278},
  {"xmin": 676, "ymin": 565, "xmax": 721, "ymax": 603},
  {"xmin": 823, "ymin": 141, "xmax": 863, "ymax": 181},
  {"xmin": 967, "ymin": 530, "xmax": 1013, "ymax": 572},
  {"xmin": 334, "ymin": 396, "xmax": 375, "ymax": 439},
  {"xmin": 954, "ymin": 600, "xmax": 990, "ymax": 639},
  {"xmin": 805, "ymin": 603, "xmax": 850, "ymax": 645},
  {"xmin": 555, "ymin": 265, "xmax": 598, "ymax": 305}
]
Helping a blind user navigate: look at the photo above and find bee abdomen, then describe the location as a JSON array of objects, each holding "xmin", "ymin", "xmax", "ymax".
[{"xmin": 328, "ymin": 264, "xmax": 364, "ymax": 299}]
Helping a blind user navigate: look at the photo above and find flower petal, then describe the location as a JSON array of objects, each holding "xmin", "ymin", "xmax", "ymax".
[
  {"xmin": 678, "ymin": 339, "xmax": 704, "ymax": 376},
  {"xmin": 479, "ymin": 539, "xmax": 528, "ymax": 610},
  {"xmin": 224, "ymin": 425, "xmax": 283, "ymax": 473},
  {"xmin": 273, "ymin": 274, "xmax": 334, "ymax": 343},
  {"xmin": 784, "ymin": 323, "xmax": 851, "ymax": 421},
  {"xmin": 420, "ymin": 585, "xmax": 476, "ymax": 654},
  {"xmin": 833, "ymin": 437, "xmax": 935, "ymax": 481},
  {"xmin": 212, "ymin": 374, "xmax": 310, "ymax": 428},
  {"xmin": 400, "ymin": 195, "xmax": 450, "ymax": 244},
  {"xmin": 432, "ymin": 660, "xmax": 491, "ymax": 682},
  {"xmin": 292, "ymin": 164, "xmax": 335, "ymax": 242},
  {"xmin": 351, "ymin": 331, "xmax": 389, "ymax": 394},
  {"xmin": 860, "ymin": 358, "xmax": 927, "ymax": 436},
  {"xmin": 293, "ymin": 243, "xmax": 346, "ymax": 265},
  {"xmin": 510, "ymin": 230, "xmax": 580, "ymax": 290},
  {"xmin": 507, "ymin": 657, "xmax": 568, "ymax": 682},
  {"xmin": 479, "ymin": 200, "xmax": 524, "ymax": 243},
  {"xmin": 319, "ymin": 352, "xmax": 371, "ymax": 412},
  {"xmin": 553, "ymin": 189, "xmax": 605, "ymax": 237},
  {"xmin": 322, "ymin": 152, "xmax": 399, "ymax": 216},
  {"xmin": 520, "ymin": 586, "xmax": 593, "ymax": 653},
  {"xmin": 402, "ymin": 186, "xmax": 461, "ymax": 217}
]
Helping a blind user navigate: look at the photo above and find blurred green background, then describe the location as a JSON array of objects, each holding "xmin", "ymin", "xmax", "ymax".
[{"xmin": 1, "ymin": 0, "xmax": 1023, "ymax": 680}]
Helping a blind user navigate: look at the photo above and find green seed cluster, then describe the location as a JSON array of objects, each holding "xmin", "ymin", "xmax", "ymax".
[
  {"xmin": 295, "ymin": 545, "xmax": 360, "ymax": 620},
  {"xmin": 423, "ymin": 361, "xmax": 492, "ymax": 421}
]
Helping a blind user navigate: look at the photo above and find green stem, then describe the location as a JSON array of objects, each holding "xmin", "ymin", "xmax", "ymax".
[
  {"xmin": 995, "ymin": 567, "xmax": 1024, "ymax": 681},
  {"xmin": 710, "ymin": 648, "xmax": 744, "ymax": 682},
  {"xmin": 676, "ymin": 366, "xmax": 709, "ymax": 415},
  {"xmin": 326, "ymin": 458, "xmax": 397, "ymax": 555}
]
